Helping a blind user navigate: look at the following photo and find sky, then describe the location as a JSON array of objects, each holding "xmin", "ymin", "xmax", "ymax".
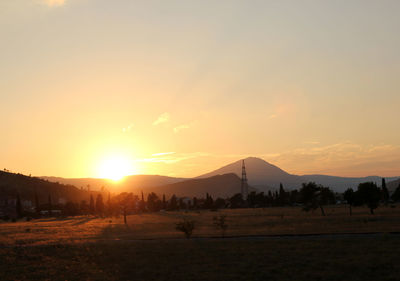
[{"xmin": 1, "ymin": 0, "xmax": 400, "ymax": 179}]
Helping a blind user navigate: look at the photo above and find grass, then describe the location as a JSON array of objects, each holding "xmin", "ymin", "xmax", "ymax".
[
  {"xmin": 1, "ymin": 236, "xmax": 399, "ymax": 281},
  {"xmin": 1, "ymin": 205, "xmax": 400, "ymax": 245},
  {"xmin": 1, "ymin": 206, "xmax": 400, "ymax": 280}
]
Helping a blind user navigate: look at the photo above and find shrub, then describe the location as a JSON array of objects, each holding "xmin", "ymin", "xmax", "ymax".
[
  {"xmin": 175, "ymin": 219, "xmax": 195, "ymax": 238},
  {"xmin": 213, "ymin": 215, "xmax": 228, "ymax": 237}
]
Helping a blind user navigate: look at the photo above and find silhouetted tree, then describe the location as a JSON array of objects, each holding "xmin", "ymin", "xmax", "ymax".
[
  {"xmin": 16, "ymin": 193, "xmax": 22, "ymax": 218},
  {"xmin": 147, "ymin": 192, "xmax": 159, "ymax": 212},
  {"xmin": 229, "ymin": 193, "xmax": 244, "ymax": 209},
  {"xmin": 318, "ymin": 187, "xmax": 335, "ymax": 216},
  {"xmin": 192, "ymin": 197, "xmax": 198, "ymax": 209},
  {"xmin": 279, "ymin": 183, "xmax": 288, "ymax": 205},
  {"xmin": 213, "ymin": 215, "xmax": 228, "ymax": 237},
  {"xmin": 48, "ymin": 194, "xmax": 52, "ymax": 216},
  {"xmin": 175, "ymin": 219, "xmax": 195, "ymax": 238},
  {"xmin": 89, "ymin": 194, "xmax": 95, "ymax": 215},
  {"xmin": 162, "ymin": 194, "xmax": 166, "ymax": 210},
  {"xmin": 34, "ymin": 191, "xmax": 40, "ymax": 215},
  {"xmin": 168, "ymin": 195, "xmax": 178, "ymax": 211},
  {"xmin": 299, "ymin": 182, "xmax": 319, "ymax": 212},
  {"xmin": 299, "ymin": 182, "xmax": 334, "ymax": 216},
  {"xmin": 96, "ymin": 194, "xmax": 104, "ymax": 216},
  {"xmin": 381, "ymin": 178, "xmax": 389, "ymax": 204},
  {"xmin": 214, "ymin": 198, "xmax": 226, "ymax": 209},
  {"xmin": 357, "ymin": 182, "xmax": 381, "ymax": 214},
  {"xmin": 343, "ymin": 188, "xmax": 356, "ymax": 216},
  {"xmin": 392, "ymin": 184, "xmax": 400, "ymax": 202}
]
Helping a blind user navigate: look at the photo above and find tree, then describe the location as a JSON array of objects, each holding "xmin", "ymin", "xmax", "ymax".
[
  {"xmin": 48, "ymin": 194, "xmax": 52, "ymax": 216},
  {"xmin": 96, "ymin": 194, "xmax": 104, "ymax": 216},
  {"xmin": 343, "ymin": 188, "xmax": 356, "ymax": 216},
  {"xmin": 357, "ymin": 182, "xmax": 381, "ymax": 214},
  {"xmin": 162, "ymin": 194, "xmax": 166, "ymax": 210},
  {"xmin": 279, "ymin": 183, "xmax": 287, "ymax": 206},
  {"xmin": 107, "ymin": 193, "xmax": 112, "ymax": 216},
  {"xmin": 116, "ymin": 192, "xmax": 134, "ymax": 224},
  {"xmin": 299, "ymin": 182, "xmax": 319, "ymax": 212},
  {"xmin": 168, "ymin": 195, "xmax": 178, "ymax": 211},
  {"xmin": 34, "ymin": 191, "xmax": 40, "ymax": 216},
  {"xmin": 229, "ymin": 193, "xmax": 244, "ymax": 209},
  {"xmin": 214, "ymin": 198, "xmax": 226, "ymax": 209},
  {"xmin": 381, "ymin": 178, "xmax": 389, "ymax": 204},
  {"xmin": 299, "ymin": 182, "xmax": 334, "ymax": 216},
  {"xmin": 392, "ymin": 184, "xmax": 400, "ymax": 202},
  {"xmin": 147, "ymin": 192, "xmax": 159, "ymax": 212},
  {"xmin": 175, "ymin": 219, "xmax": 195, "ymax": 238},
  {"xmin": 213, "ymin": 215, "xmax": 228, "ymax": 237},
  {"xmin": 16, "ymin": 193, "xmax": 22, "ymax": 218},
  {"xmin": 318, "ymin": 187, "xmax": 335, "ymax": 216},
  {"xmin": 89, "ymin": 194, "xmax": 95, "ymax": 215}
]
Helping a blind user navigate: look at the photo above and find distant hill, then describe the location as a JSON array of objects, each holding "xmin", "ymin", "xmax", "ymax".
[
  {"xmin": 198, "ymin": 157, "xmax": 399, "ymax": 193},
  {"xmin": 149, "ymin": 173, "xmax": 253, "ymax": 198},
  {"xmin": 0, "ymin": 170, "xmax": 95, "ymax": 204},
  {"xmin": 41, "ymin": 175, "xmax": 186, "ymax": 194},
  {"xmin": 387, "ymin": 178, "xmax": 400, "ymax": 192}
]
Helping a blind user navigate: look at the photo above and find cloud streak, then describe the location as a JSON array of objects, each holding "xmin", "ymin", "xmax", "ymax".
[
  {"xmin": 152, "ymin": 112, "xmax": 170, "ymax": 126},
  {"xmin": 40, "ymin": 0, "xmax": 66, "ymax": 7}
]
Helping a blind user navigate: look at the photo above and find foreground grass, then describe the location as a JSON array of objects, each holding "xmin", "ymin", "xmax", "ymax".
[
  {"xmin": 1, "ymin": 236, "xmax": 399, "ymax": 281},
  {"xmin": 1, "ymin": 206, "xmax": 400, "ymax": 245}
]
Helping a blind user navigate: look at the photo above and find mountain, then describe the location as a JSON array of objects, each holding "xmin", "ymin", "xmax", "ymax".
[
  {"xmin": 199, "ymin": 157, "xmax": 302, "ymax": 188},
  {"xmin": 198, "ymin": 157, "xmax": 400, "ymax": 193},
  {"xmin": 149, "ymin": 173, "xmax": 252, "ymax": 198},
  {"xmin": 41, "ymin": 175, "xmax": 186, "ymax": 193},
  {"xmin": 387, "ymin": 178, "xmax": 400, "ymax": 192},
  {"xmin": 0, "ymin": 170, "xmax": 96, "ymax": 204},
  {"xmin": 43, "ymin": 173, "xmax": 247, "ymax": 198}
]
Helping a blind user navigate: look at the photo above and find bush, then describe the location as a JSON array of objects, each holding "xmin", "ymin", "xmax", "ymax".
[
  {"xmin": 175, "ymin": 219, "xmax": 195, "ymax": 238},
  {"xmin": 213, "ymin": 215, "xmax": 228, "ymax": 237}
]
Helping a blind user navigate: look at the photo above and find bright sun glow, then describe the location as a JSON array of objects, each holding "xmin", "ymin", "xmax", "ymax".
[{"xmin": 97, "ymin": 155, "xmax": 136, "ymax": 181}]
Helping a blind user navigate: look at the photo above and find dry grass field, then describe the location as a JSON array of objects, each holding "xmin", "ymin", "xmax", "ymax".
[
  {"xmin": 1, "ymin": 206, "xmax": 400, "ymax": 280},
  {"xmin": 1, "ymin": 205, "xmax": 400, "ymax": 246}
]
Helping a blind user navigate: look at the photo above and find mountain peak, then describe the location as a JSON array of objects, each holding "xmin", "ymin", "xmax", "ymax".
[{"xmin": 198, "ymin": 157, "xmax": 296, "ymax": 186}]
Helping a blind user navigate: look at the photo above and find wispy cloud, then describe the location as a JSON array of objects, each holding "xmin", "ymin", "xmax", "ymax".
[
  {"xmin": 152, "ymin": 112, "xmax": 170, "ymax": 126},
  {"xmin": 39, "ymin": 0, "xmax": 66, "ymax": 7},
  {"xmin": 136, "ymin": 152, "xmax": 210, "ymax": 164},
  {"xmin": 173, "ymin": 124, "xmax": 190, "ymax": 133},
  {"xmin": 122, "ymin": 124, "xmax": 134, "ymax": 133},
  {"xmin": 152, "ymin": 152, "xmax": 175, "ymax": 156}
]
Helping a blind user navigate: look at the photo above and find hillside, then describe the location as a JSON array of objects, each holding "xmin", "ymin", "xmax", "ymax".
[
  {"xmin": 198, "ymin": 157, "xmax": 302, "ymax": 189},
  {"xmin": 0, "ymin": 170, "xmax": 96, "ymax": 204},
  {"xmin": 41, "ymin": 175, "xmax": 186, "ymax": 193},
  {"xmin": 387, "ymin": 178, "xmax": 400, "ymax": 192},
  {"xmin": 149, "ymin": 173, "xmax": 251, "ymax": 198},
  {"xmin": 198, "ymin": 157, "xmax": 400, "ymax": 193}
]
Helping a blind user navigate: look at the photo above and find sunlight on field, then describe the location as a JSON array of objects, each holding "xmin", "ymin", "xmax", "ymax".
[{"xmin": 1, "ymin": 206, "xmax": 400, "ymax": 246}]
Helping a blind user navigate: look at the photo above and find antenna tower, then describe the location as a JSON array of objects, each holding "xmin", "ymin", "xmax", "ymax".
[{"xmin": 241, "ymin": 160, "xmax": 248, "ymax": 199}]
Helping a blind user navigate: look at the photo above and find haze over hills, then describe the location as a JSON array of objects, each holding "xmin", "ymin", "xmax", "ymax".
[
  {"xmin": 35, "ymin": 156, "xmax": 400, "ymax": 196},
  {"xmin": 148, "ymin": 173, "xmax": 251, "ymax": 198},
  {"xmin": 198, "ymin": 157, "xmax": 400, "ymax": 193},
  {"xmin": 41, "ymin": 175, "xmax": 185, "ymax": 193},
  {"xmin": 0, "ymin": 170, "xmax": 96, "ymax": 204}
]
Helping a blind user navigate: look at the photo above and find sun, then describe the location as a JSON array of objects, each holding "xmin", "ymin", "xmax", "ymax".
[{"xmin": 97, "ymin": 155, "xmax": 136, "ymax": 181}]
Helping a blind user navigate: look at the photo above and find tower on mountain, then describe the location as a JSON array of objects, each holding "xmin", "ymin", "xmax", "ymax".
[{"xmin": 241, "ymin": 160, "xmax": 248, "ymax": 199}]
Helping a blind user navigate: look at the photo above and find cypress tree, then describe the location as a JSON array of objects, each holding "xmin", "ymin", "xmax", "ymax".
[
  {"xmin": 382, "ymin": 178, "xmax": 389, "ymax": 204},
  {"xmin": 89, "ymin": 194, "xmax": 95, "ymax": 215},
  {"xmin": 35, "ymin": 191, "xmax": 40, "ymax": 215},
  {"xmin": 48, "ymin": 194, "xmax": 52, "ymax": 216},
  {"xmin": 16, "ymin": 193, "xmax": 22, "ymax": 218}
]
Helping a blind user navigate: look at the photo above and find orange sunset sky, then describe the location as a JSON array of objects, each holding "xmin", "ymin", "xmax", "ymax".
[{"xmin": 1, "ymin": 0, "xmax": 400, "ymax": 179}]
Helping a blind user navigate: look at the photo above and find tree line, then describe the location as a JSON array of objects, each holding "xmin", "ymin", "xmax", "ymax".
[{"xmin": 4, "ymin": 179, "xmax": 400, "ymax": 221}]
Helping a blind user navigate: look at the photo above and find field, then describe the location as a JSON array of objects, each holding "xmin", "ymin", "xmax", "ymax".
[{"xmin": 1, "ymin": 206, "xmax": 400, "ymax": 280}]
